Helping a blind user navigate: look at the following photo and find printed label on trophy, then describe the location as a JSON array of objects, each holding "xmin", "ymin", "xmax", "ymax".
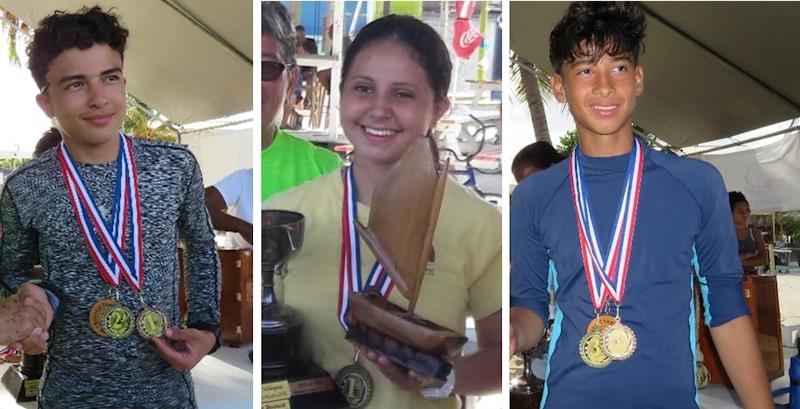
[
  {"xmin": 290, "ymin": 376, "xmax": 334, "ymax": 396},
  {"xmin": 23, "ymin": 379, "xmax": 39, "ymax": 397},
  {"xmin": 261, "ymin": 399, "xmax": 290, "ymax": 409},
  {"xmin": 262, "ymin": 380, "xmax": 292, "ymax": 402}
]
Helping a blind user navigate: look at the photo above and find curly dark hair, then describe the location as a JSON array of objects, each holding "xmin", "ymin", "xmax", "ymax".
[
  {"xmin": 27, "ymin": 6, "xmax": 129, "ymax": 91},
  {"xmin": 341, "ymin": 14, "xmax": 451, "ymax": 103},
  {"xmin": 549, "ymin": 2, "xmax": 646, "ymax": 74}
]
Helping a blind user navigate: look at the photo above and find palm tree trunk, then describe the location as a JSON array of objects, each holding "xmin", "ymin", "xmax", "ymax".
[{"xmin": 520, "ymin": 67, "xmax": 550, "ymax": 142}]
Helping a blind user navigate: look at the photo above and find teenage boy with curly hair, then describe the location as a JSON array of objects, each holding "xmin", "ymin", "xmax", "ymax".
[{"xmin": 0, "ymin": 6, "xmax": 221, "ymax": 408}]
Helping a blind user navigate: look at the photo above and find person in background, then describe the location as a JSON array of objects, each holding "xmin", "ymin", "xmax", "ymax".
[
  {"xmin": 295, "ymin": 24, "xmax": 318, "ymax": 55},
  {"xmin": 511, "ymin": 141, "xmax": 563, "ymax": 183},
  {"xmin": 33, "ymin": 127, "xmax": 63, "ymax": 157},
  {"xmin": 262, "ymin": 2, "xmax": 341, "ymax": 203},
  {"xmin": 205, "ymin": 168, "xmax": 253, "ymax": 248},
  {"xmin": 729, "ymin": 191, "xmax": 768, "ymax": 274}
]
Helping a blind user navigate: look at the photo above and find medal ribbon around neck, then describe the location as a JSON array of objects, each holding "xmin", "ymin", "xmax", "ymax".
[
  {"xmin": 338, "ymin": 166, "xmax": 394, "ymax": 331},
  {"xmin": 57, "ymin": 133, "xmax": 145, "ymax": 291},
  {"xmin": 569, "ymin": 139, "xmax": 644, "ymax": 310}
]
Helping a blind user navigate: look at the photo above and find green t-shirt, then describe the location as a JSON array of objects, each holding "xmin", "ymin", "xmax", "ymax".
[{"xmin": 262, "ymin": 129, "xmax": 342, "ymax": 202}]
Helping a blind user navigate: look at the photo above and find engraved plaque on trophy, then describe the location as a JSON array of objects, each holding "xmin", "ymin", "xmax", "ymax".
[
  {"xmin": 2, "ymin": 353, "xmax": 44, "ymax": 402},
  {"xmin": 262, "ymin": 210, "xmax": 348, "ymax": 409},
  {"xmin": 345, "ymin": 138, "xmax": 467, "ymax": 383}
]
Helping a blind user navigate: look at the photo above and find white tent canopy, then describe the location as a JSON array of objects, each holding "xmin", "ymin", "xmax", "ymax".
[
  {"xmin": 2, "ymin": 0, "xmax": 252, "ymax": 125},
  {"xmin": 698, "ymin": 132, "xmax": 800, "ymax": 213}
]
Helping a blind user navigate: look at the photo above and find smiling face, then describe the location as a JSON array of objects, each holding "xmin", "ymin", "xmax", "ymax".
[
  {"xmin": 36, "ymin": 43, "xmax": 126, "ymax": 160},
  {"xmin": 552, "ymin": 47, "xmax": 643, "ymax": 147},
  {"xmin": 340, "ymin": 40, "xmax": 449, "ymax": 168}
]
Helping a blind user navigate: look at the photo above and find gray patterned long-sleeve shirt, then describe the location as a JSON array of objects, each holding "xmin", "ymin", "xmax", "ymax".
[{"xmin": 0, "ymin": 137, "xmax": 221, "ymax": 409}]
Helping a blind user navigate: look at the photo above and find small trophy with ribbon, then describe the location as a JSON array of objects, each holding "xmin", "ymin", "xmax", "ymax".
[{"xmin": 345, "ymin": 138, "xmax": 467, "ymax": 383}]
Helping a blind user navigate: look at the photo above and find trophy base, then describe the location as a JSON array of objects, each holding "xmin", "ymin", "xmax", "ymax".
[
  {"xmin": 345, "ymin": 321, "xmax": 452, "ymax": 381},
  {"xmin": 262, "ymin": 361, "xmax": 349, "ymax": 409},
  {"xmin": 510, "ymin": 377, "xmax": 544, "ymax": 409},
  {"xmin": 1, "ymin": 364, "xmax": 39, "ymax": 402}
]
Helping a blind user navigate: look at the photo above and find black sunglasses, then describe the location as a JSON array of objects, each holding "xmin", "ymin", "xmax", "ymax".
[{"xmin": 262, "ymin": 61, "xmax": 294, "ymax": 82}]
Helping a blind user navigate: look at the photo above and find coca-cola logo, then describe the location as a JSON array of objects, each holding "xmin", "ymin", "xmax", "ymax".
[{"xmin": 459, "ymin": 26, "xmax": 482, "ymax": 49}]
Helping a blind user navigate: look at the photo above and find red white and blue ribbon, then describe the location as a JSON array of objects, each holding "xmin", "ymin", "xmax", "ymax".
[
  {"xmin": 569, "ymin": 139, "xmax": 644, "ymax": 311},
  {"xmin": 58, "ymin": 133, "xmax": 144, "ymax": 291},
  {"xmin": 338, "ymin": 166, "xmax": 394, "ymax": 331}
]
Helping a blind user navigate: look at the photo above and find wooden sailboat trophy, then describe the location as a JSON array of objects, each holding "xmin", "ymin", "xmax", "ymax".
[{"xmin": 345, "ymin": 137, "xmax": 466, "ymax": 382}]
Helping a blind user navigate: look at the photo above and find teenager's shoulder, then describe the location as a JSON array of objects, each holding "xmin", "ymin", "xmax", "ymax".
[
  {"xmin": 265, "ymin": 170, "xmax": 340, "ymax": 210},
  {"xmin": 514, "ymin": 158, "xmax": 570, "ymax": 202},
  {"xmin": 130, "ymin": 136, "xmax": 199, "ymax": 166},
  {"xmin": 648, "ymin": 148, "xmax": 725, "ymax": 189},
  {"xmin": 3, "ymin": 149, "xmax": 58, "ymax": 189}
]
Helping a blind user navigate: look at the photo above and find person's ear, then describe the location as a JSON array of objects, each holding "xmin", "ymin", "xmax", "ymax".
[
  {"xmin": 551, "ymin": 72, "xmax": 567, "ymax": 103},
  {"xmin": 430, "ymin": 97, "xmax": 451, "ymax": 129},
  {"xmin": 634, "ymin": 65, "xmax": 644, "ymax": 96},
  {"xmin": 36, "ymin": 93, "xmax": 55, "ymax": 118}
]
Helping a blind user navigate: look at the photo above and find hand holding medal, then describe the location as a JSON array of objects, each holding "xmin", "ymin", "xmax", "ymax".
[
  {"xmin": 569, "ymin": 139, "xmax": 644, "ymax": 368},
  {"xmin": 151, "ymin": 327, "xmax": 217, "ymax": 371},
  {"xmin": 59, "ymin": 134, "xmax": 168, "ymax": 341}
]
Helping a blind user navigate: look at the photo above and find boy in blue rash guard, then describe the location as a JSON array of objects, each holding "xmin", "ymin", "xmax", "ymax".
[{"xmin": 508, "ymin": 2, "xmax": 773, "ymax": 408}]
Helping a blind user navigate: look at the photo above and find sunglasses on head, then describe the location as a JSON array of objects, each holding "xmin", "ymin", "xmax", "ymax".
[{"xmin": 262, "ymin": 61, "xmax": 294, "ymax": 82}]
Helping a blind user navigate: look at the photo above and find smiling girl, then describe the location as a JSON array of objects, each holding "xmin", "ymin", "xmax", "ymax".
[{"xmin": 265, "ymin": 14, "xmax": 501, "ymax": 409}]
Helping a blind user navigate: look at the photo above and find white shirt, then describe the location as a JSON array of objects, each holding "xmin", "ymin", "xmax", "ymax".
[{"xmin": 214, "ymin": 168, "xmax": 253, "ymax": 249}]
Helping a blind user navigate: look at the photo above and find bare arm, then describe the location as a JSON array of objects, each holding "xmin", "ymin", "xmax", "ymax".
[
  {"xmin": 509, "ymin": 307, "xmax": 544, "ymax": 358},
  {"xmin": 709, "ymin": 315, "xmax": 773, "ymax": 409},
  {"xmin": 203, "ymin": 186, "xmax": 253, "ymax": 245},
  {"xmin": 452, "ymin": 310, "xmax": 501, "ymax": 395}
]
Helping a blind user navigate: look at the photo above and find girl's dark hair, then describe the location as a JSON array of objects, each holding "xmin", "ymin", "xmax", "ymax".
[
  {"xmin": 728, "ymin": 191, "xmax": 748, "ymax": 212},
  {"xmin": 34, "ymin": 127, "xmax": 62, "ymax": 157},
  {"xmin": 549, "ymin": 2, "xmax": 646, "ymax": 74},
  {"xmin": 341, "ymin": 14, "xmax": 451, "ymax": 103},
  {"xmin": 342, "ymin": 14, "xmax": 452, "ymax": 168},
  {"xmin": 28, "ymin": 6, "xmax": 128, "ymax": 91}
]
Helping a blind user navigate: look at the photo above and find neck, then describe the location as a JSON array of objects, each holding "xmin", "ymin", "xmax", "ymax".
[
  {"xmin": 352, "ymin": 157, "xmax": 392, "ymax": 206},
  {"xmin": 578, "ymin": 129, "xmax": 634, "ymax": 157},
  {"xmin": 63, "ymin": 135, "xmax": 120, "ymax": 164},
  {"xmin": 263, "ymin": 125, "xmax": 277, "ymax": 150}
]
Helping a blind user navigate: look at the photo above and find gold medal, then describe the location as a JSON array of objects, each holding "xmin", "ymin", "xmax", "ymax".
[
  {"xmin": 89, "ymin": 299, "xmax": 117, "ymax": 337},
  {"xmin": 136, "ymin": 307, "xmax": 168, "ymax": 339},
  {"xmin": 585, "ymin": 314, "xmax": 616, "ymax": 334},
  {"xmin": 601, "ymin": 322, "xmax": 637, "ymax": 360},
  {"xmin": 579, "ymin": 330, "xmax": 611, "ymax": 368},
  {"xmin": 102, "ymin": 304, "xmax": 135, "ymax": 339},
  {"xmin": 334, "ymin": 363, "xmax": 373, "ymax": 409}
]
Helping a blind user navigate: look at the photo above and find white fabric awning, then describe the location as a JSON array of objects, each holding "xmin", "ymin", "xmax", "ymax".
[
  {"xmin": 699, "ymin": 133, "xmax": 800, "ymax": 213},
  {"xmin": 2, "ymin": 0, "xmax": 252, "ymax": 125},
  {"xmin": 510, "ymin": 2, "xmax": 800, "ymax": 148}
]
